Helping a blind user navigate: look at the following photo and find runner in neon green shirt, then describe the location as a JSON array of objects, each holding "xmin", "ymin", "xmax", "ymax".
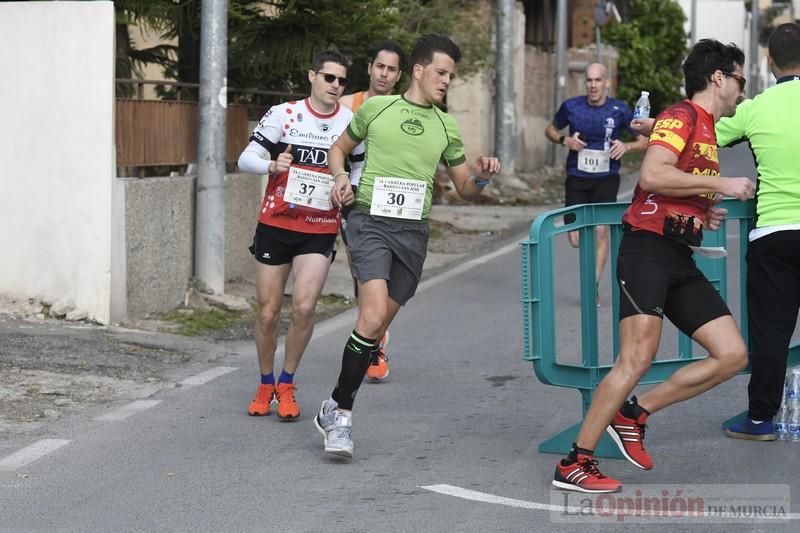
[
  {"xmin": 345, "ymin": 93, "xmax": 466, "ymax": 220},
  {"xmin": 313, "ymin": 34, "xmax": 501, "ymax": 458},
  {"xmin": 715, "ymin": 23, "xmax": 800, "ymax": 440}
]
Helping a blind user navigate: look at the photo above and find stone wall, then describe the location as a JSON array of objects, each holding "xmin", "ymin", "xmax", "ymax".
[{"xmin": 122, "ymin": 173, "xmax": 263, "ymax": 317}]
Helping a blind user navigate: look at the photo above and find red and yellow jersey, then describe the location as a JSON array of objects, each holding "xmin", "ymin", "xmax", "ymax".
[{"xmin": 623, "ymin": 100, "xmax": 718, "ymax": 246}]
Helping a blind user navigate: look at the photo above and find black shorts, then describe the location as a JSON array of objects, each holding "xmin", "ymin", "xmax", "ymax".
[
  {"xmin": 616, "ymin": 229, "xmax": 731, "ymax": 336},
  {"xmin": 564, "ymin": 174, "xmax": 620, "ymax": 224},
  {"xmin": 249, "ymin": 223, "xmax": 336, "ymax": 266}
]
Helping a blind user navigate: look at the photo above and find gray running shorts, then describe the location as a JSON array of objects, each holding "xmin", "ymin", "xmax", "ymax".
[{"xmin": 344, "ymin": 210, "xmax": 429, "ymax": 305}]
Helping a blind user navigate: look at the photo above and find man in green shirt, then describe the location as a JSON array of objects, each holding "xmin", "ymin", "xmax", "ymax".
[
  {"xmin": 313, "ymin": 34, "xmax": 500, "ymax": 458},
  {"xmin": 716, "ymin": 23, "xmax": 800, "ymax": 441}
]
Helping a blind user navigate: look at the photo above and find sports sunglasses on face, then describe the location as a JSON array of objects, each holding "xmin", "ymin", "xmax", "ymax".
[{"xmin": 316, "ymin": 72, "xmax": 349, "ymax": 86}]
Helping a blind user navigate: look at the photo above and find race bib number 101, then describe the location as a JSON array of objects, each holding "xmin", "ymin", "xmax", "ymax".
[
  {"xmin": 577, "ymin": 149, "xmax": 611, "ymax": 174},
  {"xmin": 284, "ymin": 167, "xmax": 334, "ymax": 211},
  {"xmin": 370, "ymin": 177, "xmax": 427, "ymax": 220}
]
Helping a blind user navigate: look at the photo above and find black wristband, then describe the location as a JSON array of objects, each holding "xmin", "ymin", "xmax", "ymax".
[{"xmin": 558, "ymin": 135, "xmax": 565, "ymax": 145}]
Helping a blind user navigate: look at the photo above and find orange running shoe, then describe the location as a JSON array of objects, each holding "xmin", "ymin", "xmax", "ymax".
[
  {"xmin": 366, "ymin": 349, "xmax": 389, "ymax": 382},
  {"xmin": 275, "ymin": 382, "xmax": 300, "ymax": 420},
  {"xmin": 247, "ymin": 384, "xmax": 275, "ymax": 416}
]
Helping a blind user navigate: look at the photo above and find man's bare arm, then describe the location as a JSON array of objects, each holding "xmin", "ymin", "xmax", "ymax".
[
  {"xmin": 447, "ymin": 156, "xmax": 501, "ymax": 201},
  {"xmin": 640, "ymin": 145, "xmax": 754, "ymax": 200},
  {"xmin": 544, "ymin": 122, "xmax": 563, "ymax": 144},
  {"xmin": 328, "ymin": 131, "xmax": 360, "ymax": 207}
]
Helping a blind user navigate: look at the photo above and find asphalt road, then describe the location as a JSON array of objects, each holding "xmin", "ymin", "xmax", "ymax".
[
  {"xmin": 3, "ymin": 145, "xmax": 797, "ymax": 532},
  {"xmin": 2, "ymin": 235, "xmax": 799, "ymax": 531}
]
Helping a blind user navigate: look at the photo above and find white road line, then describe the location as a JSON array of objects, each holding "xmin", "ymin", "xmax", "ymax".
[
  {"xmin": 0, "ymin": 439, "xmax": 71, "ymax": 471},
  {"xmin": 420, "ymin": 484, "xmax": 800, "ymax": 520},
  {"xmin": 416, "ymin": 239, "xmax": 522, "ymax": 294},
  {"xmin": 421, "ymin": 484, "xmax": 555, "ymax": 511},
  {"xmin": 180, "ymin": 366, "xmax": 238, "ymax": 386},
  {"xmin": 94, "ymin": 399, "xmax": 162, "ymax": 421}
]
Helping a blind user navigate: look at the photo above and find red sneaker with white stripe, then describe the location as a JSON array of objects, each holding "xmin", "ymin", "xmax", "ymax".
[
  {"xmin": 607, "ymin": 409, "xmax": 653, "ymax": 470},
  {"xmin": 552, "ymin": 454, "xmax": 622, "ymax": 493}
]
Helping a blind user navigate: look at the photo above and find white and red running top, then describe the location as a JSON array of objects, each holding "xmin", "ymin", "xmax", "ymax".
[{"xmin": 239, "ymin": 98, "xmax": 364, "ymax": 234}]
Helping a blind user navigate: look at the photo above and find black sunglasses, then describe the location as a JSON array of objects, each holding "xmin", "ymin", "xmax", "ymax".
[
  {"xmin": 722, "ymin": 71, "xmax": 746, "ymax": 92},
  {"xmin": 316, "ymin": 71, "xmax": 348, "ymax": 87}
]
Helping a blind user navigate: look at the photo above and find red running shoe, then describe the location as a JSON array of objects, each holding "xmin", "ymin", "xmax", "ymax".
[
  {"xmin": 552, "ymin": 454, "xmax": 622, "ymax": 493},
  {"xmin": 606, "ymin": 409, "xmax": 653, "ymax": 470}
]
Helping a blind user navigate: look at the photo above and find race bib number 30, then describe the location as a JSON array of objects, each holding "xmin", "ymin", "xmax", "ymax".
[
  {"xmin": 370, "ymin": 177, "xmax": 427, "ymax": 220},
  {"xmin": 284, "ymin": 167, "xmax": 334, "ymax": 211},
  {"xmin": 577, "ymin": 149, "xmax": 610, "ymax": 174}
]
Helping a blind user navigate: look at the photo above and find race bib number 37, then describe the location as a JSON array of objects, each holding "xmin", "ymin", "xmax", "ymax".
[
  {"xmin": 284, "ymin": 167, "xmax": 334, "ymax": 211},
  {"xmin": 370, "ymin": 177, "xmax": 427, "ymax": 220},
  {"xmin": 577, "ymin": 149, "xmax": 611, "ymax": 174}
]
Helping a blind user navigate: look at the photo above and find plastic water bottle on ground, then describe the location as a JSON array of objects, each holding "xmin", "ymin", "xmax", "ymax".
[
  {"xmin": 633, "ymin": 91, "xmax": 651, "ymax": 119},
  {"xmin": 775, "ymin": 402, "xmax": 789, "ymax": 441},
  {"xmin": 788, "ymin": 406, "xmax": 800, "ymax": 442},
  {"xmin": 787, "ymin": 368, "xmax": 800, "ymax": 402},
  {"xmin": 785, "ymin": 368, "xmax": 800, "ymax": 442}
]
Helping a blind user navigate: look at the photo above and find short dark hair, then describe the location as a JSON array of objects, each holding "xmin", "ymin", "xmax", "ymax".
[
  {"xmin": 312, "ymin": 50, "xmax": 350, "ymax": 72},
  {"xmin": 409, "ymin": 34, "xmax": 461, "ymax": 70},
  {"xmin": 368, "ymin": 41, "xmax": 405, "ymax": 70},
  {"xmin": 682, "ymin": 39, "xmax": 745, "ymax": 98},
  {"xmin": 768, "ymin": 23, "xmax": 800, "ymax": 71}
]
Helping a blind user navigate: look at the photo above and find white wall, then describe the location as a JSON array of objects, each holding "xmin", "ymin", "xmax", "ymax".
[
  {"xmin": 0, "ymin": 1, "xmax": 116, "ymax": 323},
  {"xmin": 679, "ymin": 0, "xmax": 747, "ymax": 49}
]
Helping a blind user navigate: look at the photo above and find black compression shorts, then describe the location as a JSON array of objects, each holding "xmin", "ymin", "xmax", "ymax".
[{"xmin": 616, "ymin": 229, "xmax": 731, "ymax": 336}]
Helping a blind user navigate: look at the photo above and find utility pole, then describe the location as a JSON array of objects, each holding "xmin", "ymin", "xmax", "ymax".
[
  {"xmin": 594, "ymin": 1, "xmax": 611, "ymax": 63},
  {"xmin": 690, "ymin": 0, "xmax": 698, "ymax": 45},
  {"xmin": 195, "ymin": 0, "xmax": 228, "ymax": 295},
  {"xmin": 550, "ymin": 0, "xmax": 567, "ymax": 166},
  {"xmin": 749, "ymin": 0, "xmax": 759, "ymax": 97},
  {"xmin": 495, "ymin": 0, "xmax": 515, "ymax": 175}
]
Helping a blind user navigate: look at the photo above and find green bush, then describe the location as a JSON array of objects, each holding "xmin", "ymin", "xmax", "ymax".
[{"xmin": 604, "ymin": 0, "xmax": 687, "ymax": 115}]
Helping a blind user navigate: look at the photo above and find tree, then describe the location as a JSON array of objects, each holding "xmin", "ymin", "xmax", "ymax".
[
  {"xmin": 115, "ymin": 0, "xmax": 492, "ymax": 99},
  {"xmin": 603, "ymin": 0, "xmax": 687, "ymax": 115},
  {"xmin": 114, "ymin": 0, "xmax": 182, "ymax": 97}
]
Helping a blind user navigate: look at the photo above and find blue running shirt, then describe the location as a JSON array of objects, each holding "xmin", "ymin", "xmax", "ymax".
[{"xmin": 552, "ymin": 96, "xmax": 636, "ymax": 179}]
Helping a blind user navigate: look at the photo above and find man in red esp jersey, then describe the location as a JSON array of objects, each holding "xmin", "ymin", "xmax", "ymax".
[
  {"xmin": 237, "ymin": 50, "xmax": 363, "ymax": 421},
  {"xmin": 552, "ymin": 39, "xmax": 755, "ymax": 493}
]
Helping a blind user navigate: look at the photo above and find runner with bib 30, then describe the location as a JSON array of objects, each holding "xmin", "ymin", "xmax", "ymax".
[{"xmin": 312, "ymin": 34, "xmax": 500, "ymax": 459}]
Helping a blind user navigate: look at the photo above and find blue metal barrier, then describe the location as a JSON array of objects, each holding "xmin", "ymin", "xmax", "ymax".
[{"xmin": 520, "ymin": 199, "xmax": 800, "ymax": 457}]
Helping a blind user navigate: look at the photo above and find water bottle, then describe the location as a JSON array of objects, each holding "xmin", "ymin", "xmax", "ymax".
[
  {"xmin": 633, "ymin": 91, "xmax": 651, "ymax": 119},
  {"xmin": 775, "ymin": 402, "xmax": 789, "ymax": 441},
  {"xmin": 788, "ymin": 368, "xmax": 800, "ymax": 402},
  {"xmin": 788, "ymin": 406, "xmax": 800, "ymax": 442},
  {"xmin": 786, "ymin": 368, "xmax": 800, "ymax": 442}
]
